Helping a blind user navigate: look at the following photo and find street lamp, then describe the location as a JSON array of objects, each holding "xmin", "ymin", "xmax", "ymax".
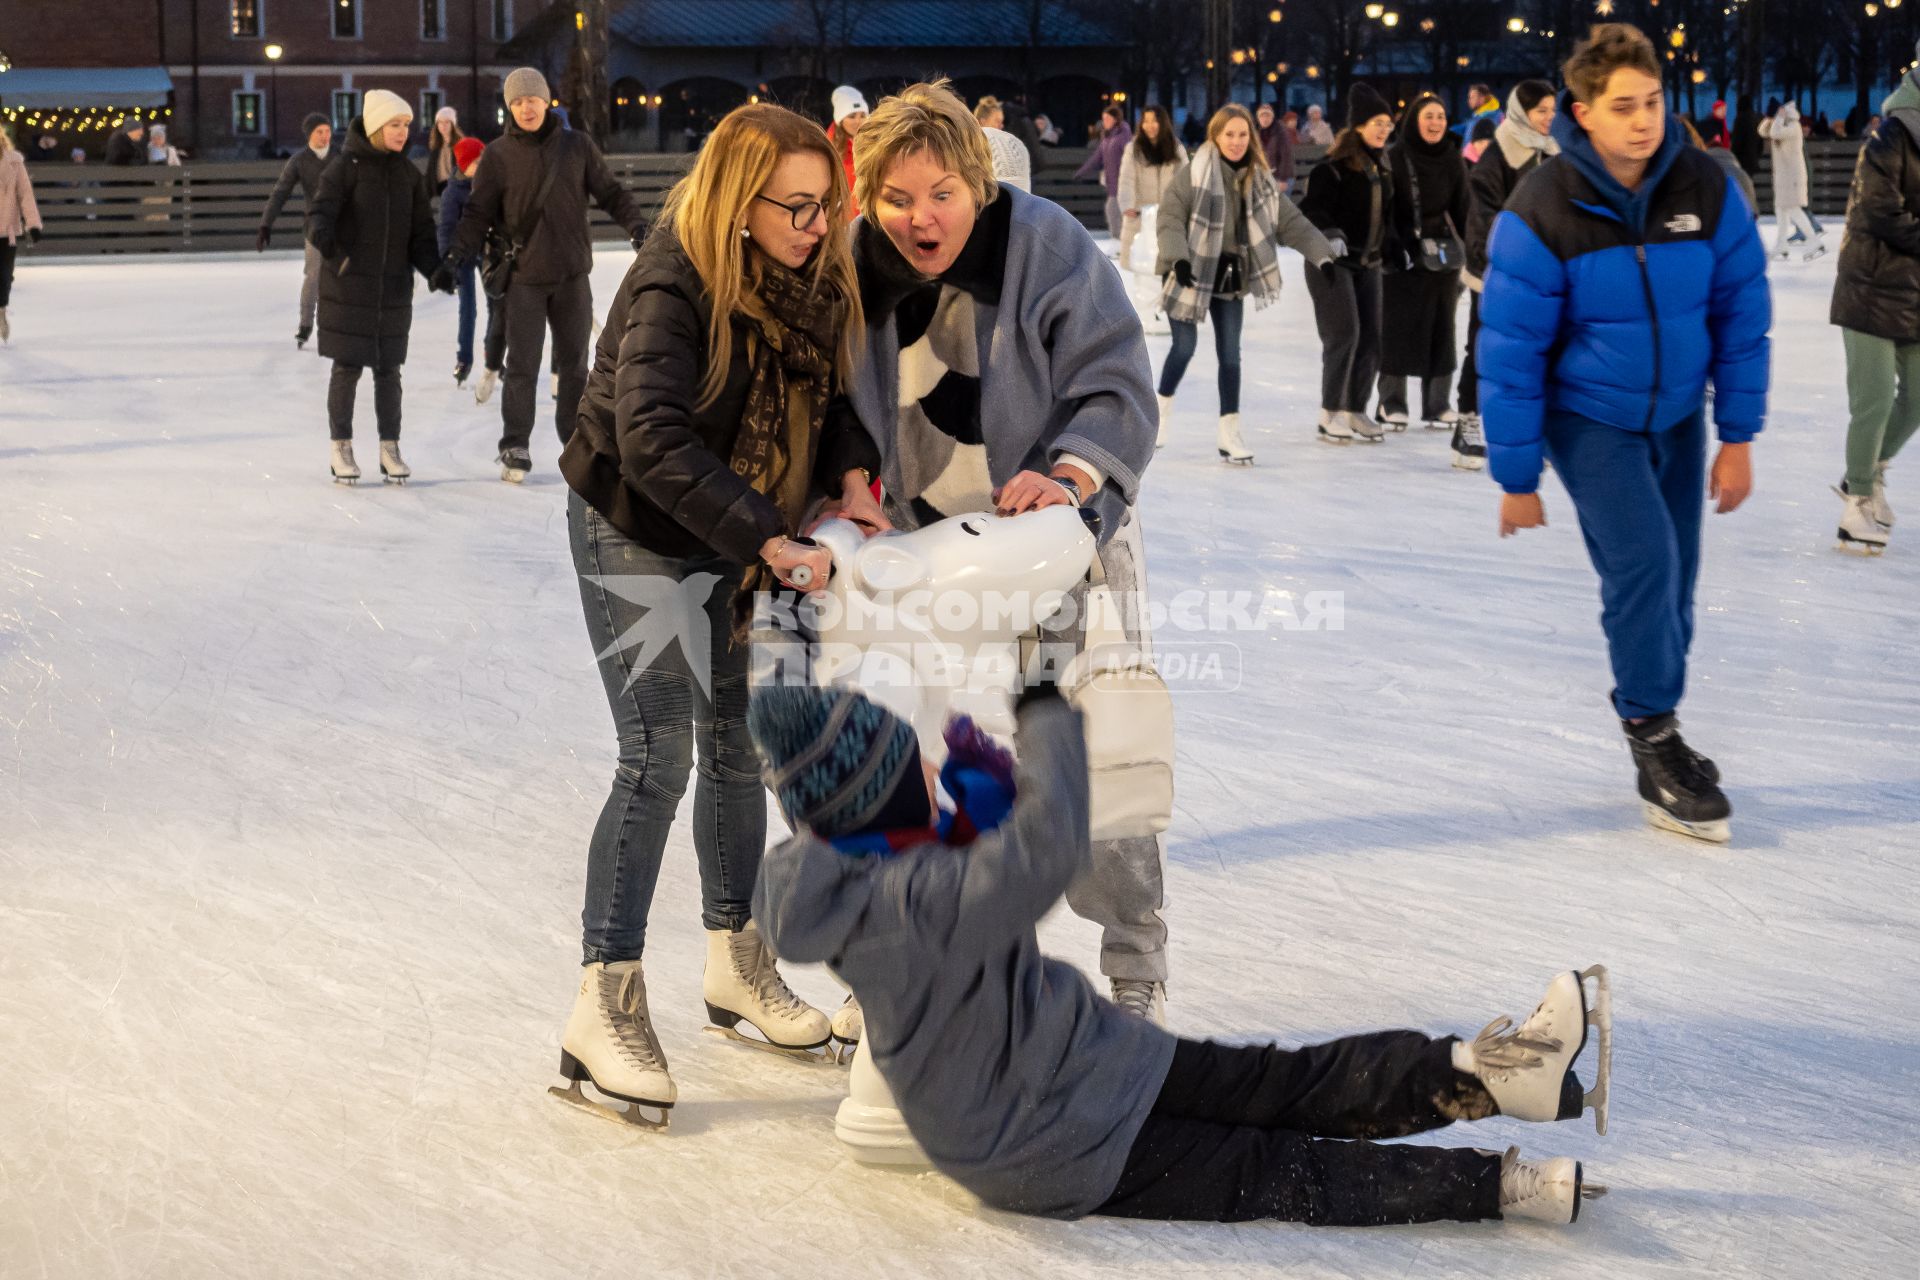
[
  {"xmin": 264, "ymin": 43, "xmax": 283, "ymax": 153},
  {"xmin": 1365, "ymin": 3, "xmax": 1384, "ymax": 16}
]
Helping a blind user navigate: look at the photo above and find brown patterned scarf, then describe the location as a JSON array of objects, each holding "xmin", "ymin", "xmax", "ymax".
[{"xmin": 729, "ymin": 260, "xmax": 845, "ymax": 635}]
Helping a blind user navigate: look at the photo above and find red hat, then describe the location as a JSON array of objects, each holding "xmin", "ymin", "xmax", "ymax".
[{"xmin": 453, "ymin": 137, "xmax": 485, "ymax": 171}]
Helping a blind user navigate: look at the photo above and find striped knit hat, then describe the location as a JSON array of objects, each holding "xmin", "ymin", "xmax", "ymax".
[{"xmin": 749, "ymin": 687, "xmax": 925, "ymax": 838}]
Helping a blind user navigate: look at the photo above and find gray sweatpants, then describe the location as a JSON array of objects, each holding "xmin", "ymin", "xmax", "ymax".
[{"xmin": 299, "ymin": 240, "xmax": 321, "ymax": 336}]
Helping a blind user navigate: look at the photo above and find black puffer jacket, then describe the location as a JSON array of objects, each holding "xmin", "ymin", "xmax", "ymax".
[
  {"xmin": 103, "ymin": 127, "xmax": 149, "ymax": 166},
  {"xmin": 307, "ymin": 121, "xmax": 441, "ymax": 368},
  {"xmin": 261, "ymin": 146, "xmax": 333, "ymax": 235},
  {"xmin": 1831, "ymin": 115, "xmax": 1920, "ymax": 342},
  {"xmin": 1299, "ymin": 145, "xmax": 1400, "ymax": 269},
  {"xmin": 444, "ymin": 112, "xmax": 647, "ymax": 285},
  {"xmin": 1465, "ymin": 128, "xmax": 1551, "ymax": 283},
  {"xmin": 560, "ymin": 223, "xmax": 881, "ymax": 563}
]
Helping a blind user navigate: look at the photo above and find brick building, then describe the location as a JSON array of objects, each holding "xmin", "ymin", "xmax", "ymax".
[{"xmin": 0, "ymin": 0, "xmax": 521, "ymax": 158}]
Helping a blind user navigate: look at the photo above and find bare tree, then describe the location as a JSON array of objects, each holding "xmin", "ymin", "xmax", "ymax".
[{"xmin": 560, "ymin": 0, "xmax": 611, "ymax": 143}]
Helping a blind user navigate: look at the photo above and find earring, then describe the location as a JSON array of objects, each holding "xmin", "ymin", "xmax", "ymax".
[{"xmin": 742, "ymin": 227, "xmax": 751, "ymax": 240}]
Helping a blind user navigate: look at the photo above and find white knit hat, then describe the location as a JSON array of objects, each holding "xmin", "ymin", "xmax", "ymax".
[
  {"xmin": 982, "ymin": 127, "xmax": 1030, "ymax": 192},
  {"xmin": 831, "ymin": 85, "xmax": 870, "ymax": 125},
  {"xmin": 362, "ymin": 89, "xmax": 413, "ymax": 138},
  {"xmin": 435, "ymin": 105, "xmax": 458, "ymax": 124}
]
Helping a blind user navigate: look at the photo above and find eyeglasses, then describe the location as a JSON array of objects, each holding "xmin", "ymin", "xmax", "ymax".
[{"xmin": 755, "ymin": 194, "xmax": 826, "ymax": 230}]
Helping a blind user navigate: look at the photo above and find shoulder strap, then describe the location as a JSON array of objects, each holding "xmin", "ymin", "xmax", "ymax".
[{"xmin": 510, "ymin": 136, "xmax": 566, "ymax": 249}]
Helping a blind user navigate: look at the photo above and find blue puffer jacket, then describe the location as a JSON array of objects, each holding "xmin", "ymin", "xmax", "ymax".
[{"xmin": 1478, "ymin": 91, "xmax": 1771, "ymax": 494}]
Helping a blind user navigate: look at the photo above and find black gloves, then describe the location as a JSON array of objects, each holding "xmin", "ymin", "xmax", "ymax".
[
  {"xmin": 427, "ymin": 261, "xmax": 457, "ymax": 295},
  {"xmin": 1172, "ymin": 259, "xmax": 1194, "ymax": 288},
  {"xmin": 28, "ymin": 228, "xmax": 42, "ymax": 245},
  {"xmin": 255, "ymin": 227, "xmax": 270, "ymax": 252}
]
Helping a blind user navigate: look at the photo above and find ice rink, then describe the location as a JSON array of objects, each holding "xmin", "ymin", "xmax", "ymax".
[{"xmin": 2, "ymin": 236, "xmax": 1916, "ymax": 1279}]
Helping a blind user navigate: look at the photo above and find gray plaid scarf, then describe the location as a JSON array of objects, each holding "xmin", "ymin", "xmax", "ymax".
[{"xmin": 1161, "ymin": 142, "xmax": 1286, "ymax": 324}]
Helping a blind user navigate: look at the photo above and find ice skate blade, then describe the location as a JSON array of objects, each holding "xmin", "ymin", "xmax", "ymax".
[
  {"xmin": 381, "ymin": 474, "xmax": 409, "ymax": 486},
  {"xmin": 1579, "ymin": 965, "xmax": 1612, "ymax": 1136},
  {"xmin": 701, "ymin": 1023, "xmax": 834, "ymax": 1063},
  {"xmin": 547, "ymin": 1080, "xmax": 670, "ymax": 1132},
  {"xmin": 1642, "ymin": 802, "xmax": 1730, "ymax": 845},
  {"xmin": 1218, "ymin": 452, "xmax": 1254, "ymax": 466},
  {"xmin": 331, "ymin": 475, "xmax": 358, "ymax": 486},
  {"xmin": 1836, "ymin": 535, "xmax": 1886, "ymax": 556},
  {"xmin": 1317, "ymin": 431, "xmax": 1352, "ymax": 446},
  {"xmin": 830, "ymin": 1037, "xmax": 860, "ymax": 1066}
]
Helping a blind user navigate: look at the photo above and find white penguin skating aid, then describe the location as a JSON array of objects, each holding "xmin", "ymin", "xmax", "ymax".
[{"xmin": 1459, "ymin": 965, "xmax": 1612, "ymax": 1134}]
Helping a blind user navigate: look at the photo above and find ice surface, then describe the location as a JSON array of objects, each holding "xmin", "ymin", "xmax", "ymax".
[{"xmin": 1, "ymin": 235, "xmax": 1915, "ymax": 1279}]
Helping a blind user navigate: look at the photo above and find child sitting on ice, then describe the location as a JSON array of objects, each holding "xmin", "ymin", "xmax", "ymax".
[{"xmin": 749, "ymin": 683, "xmax": 1613, "ymax": 1227}]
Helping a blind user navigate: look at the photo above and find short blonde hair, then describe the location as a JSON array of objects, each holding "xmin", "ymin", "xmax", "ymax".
[
  {"xmin": 854, "ymin": 79, "xmax": 998, "ymax": 219},
  {"xmin": 973, "ymin": 95, "xmax": 1002, "ymax": 123}
]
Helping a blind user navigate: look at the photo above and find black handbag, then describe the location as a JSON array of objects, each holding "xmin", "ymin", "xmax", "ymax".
[
  {"xmin": 1214, "ymin": 251, "xmax": 1244, "ymax": 294},
  {"xmin": 481, "ymin": 151, "xmax": 563, "ymax": 300},
  {"xmin": 1404, "ymin": 156, "xmax": 1465, "ymax": 273}
]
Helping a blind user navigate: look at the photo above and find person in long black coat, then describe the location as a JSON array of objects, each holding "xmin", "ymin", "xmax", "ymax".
[
  {"xmin": 307, "ymin": 92, "xmax": 446, "ymax": 484},
  {"xmin": 1299, "ymin": 83, "xmax": 1401, "ymax": 443},
  {"xmin": 103, "ymin": 120, "xmax": 150, "ymax": 166},
  {"xmin": 1377, "ymin": 94, "xmax": 1470, "ymax": 438}
]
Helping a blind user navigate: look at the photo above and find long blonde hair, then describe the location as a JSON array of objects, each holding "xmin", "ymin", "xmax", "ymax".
[
  {"xmin": 1208, "ymin": 104, "xmax": 1268, "ymax": 173},
  {"xmin": 659, "ymin": 103, "xmax": 862, "ymax": 408}
]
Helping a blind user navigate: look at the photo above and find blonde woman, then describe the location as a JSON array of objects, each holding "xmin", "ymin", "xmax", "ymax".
[
  {"xmin": 0, "ymin": 126, "xmax": 44, "ymax": 342},
  {"xmin": 553, "ymin": 103, "xmax": 887, "ymax": 1123},
  {"xmin": 1157, "ymin": 103, "xmax": 1332, "ymax": 462},
  {"xmin": 847, "ymin": 80, "xmax": 1169, "ymax": 1021},
  {"xmin": 973, "ymin": 95, "xmax": 1005, "ymax": 130}
]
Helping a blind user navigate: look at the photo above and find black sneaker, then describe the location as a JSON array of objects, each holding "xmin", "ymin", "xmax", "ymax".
[{"xmin": 1623, "ymin": 715, "xmax": 1730, "ymax": 843}]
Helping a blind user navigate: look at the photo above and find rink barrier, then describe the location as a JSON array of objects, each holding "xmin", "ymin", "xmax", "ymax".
[{"xmin": 15, "ymin": 149, "xmax": 1120, "ymax": 256}]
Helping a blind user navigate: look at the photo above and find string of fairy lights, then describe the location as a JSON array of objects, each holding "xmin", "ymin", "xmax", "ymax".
[{"xmin": 0, "ymin": 106, "xmax": 173, "ymax": 134}]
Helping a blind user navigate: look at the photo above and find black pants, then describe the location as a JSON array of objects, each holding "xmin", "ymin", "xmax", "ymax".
[
  {"xmin": 1304, "ymin": 264, "xmax": 1384, "ymax": 414},
  {"xmin": 501, "ymin": 272, "xmax": 592, "ymax": 455},
  {"xmin": 483, "ymin": 291, "xmax": 507, "ymax": 372},
  {"xmin": 328, "ymin": 362, "xmax": 402, "ymax": 442},
  {"xmin": 1458, "ymin": 292, "xmax": 1483, "ymax": 415},
  {"xmin": 0, "ymin": 240, "xmax": 16, "ymax": 308},
  {"xmin": 1377, "ymin": 373, "xmax": 1453, "ymax": 422},
  {"xmin": 1096, "ymin": 1032, "xmax": 1503, "ymax": 1226}
]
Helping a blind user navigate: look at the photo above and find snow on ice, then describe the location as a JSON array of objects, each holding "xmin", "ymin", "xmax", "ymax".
[{"xmin": 1, "ymin": 239, "xmax": 1915, "ymax": 1278}]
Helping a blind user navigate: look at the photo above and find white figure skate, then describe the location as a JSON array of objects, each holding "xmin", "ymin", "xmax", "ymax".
[
  {"xmin": 548, "ymin": 960, "xmax": 675, "ymax": 1131},
  {"xmin": 1459, "ymin": 966, "xmax": 1612, "ymax": 1135},
  {"xmin": 830, "ymin": 994, "xmax": 863, "ymax": 1065},
  {"xmin": 1499, "ymin": 1146, "xmax": 1607, "ymax": 1224},
  {"xmin": 701, "ymin": 922, "xmax": 833, "ymax": 1062}
]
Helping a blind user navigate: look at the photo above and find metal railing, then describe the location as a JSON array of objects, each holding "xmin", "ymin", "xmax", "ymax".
[{"xmin": 9, "ymin": 139, "xmax": 1864, "ymax": 258}]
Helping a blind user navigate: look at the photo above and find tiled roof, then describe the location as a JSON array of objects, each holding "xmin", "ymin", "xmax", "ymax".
[{"xmin": 609, "ymin": 1, "xmax": 1124, "ymax": 50}]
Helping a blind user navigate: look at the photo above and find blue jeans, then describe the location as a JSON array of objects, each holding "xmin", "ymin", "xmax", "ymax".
[
  {"xmin": 1158, "ymin": 295, "xmax": 1245, "ymax": 415},
  {"xmin": 454, "ymin": 262, "xmax": 477, "ymax": 367},
  {"xmin": 569, "ymin": 490, "xmax": 765, "ymax": 964},
  {"xmin": 1541, "ymin": 408, "xmax": 1708, "ymax": 721}
]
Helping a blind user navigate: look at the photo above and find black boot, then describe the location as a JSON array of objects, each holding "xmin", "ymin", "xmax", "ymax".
[{"xmin": 1623, "ymin": 714, "xmax": 1729, "ymax": 843}]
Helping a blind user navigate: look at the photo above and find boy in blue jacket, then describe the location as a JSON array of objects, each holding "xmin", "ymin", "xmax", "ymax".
[
  {"xmin": 1479, "ymin": 23, "xmax": 1770, "ymax": 844},
  {"xmin": 749, "ymin": 683, "xmax": 1612, "ymax": 1227}
]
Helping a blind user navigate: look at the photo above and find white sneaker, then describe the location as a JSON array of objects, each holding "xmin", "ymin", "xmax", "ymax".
[
  {"xmin": 1500, "ymin": 1147, "xmax": 1602, "ymax": 1224},
  {"xmin": 702, "ymin": 922, "xmax": 832, "ymax": 1056},
  {"xmin": 1837, "ymin": 491, "xmax": 1889, "ymax": 555},
  {"xmin": 1317, "ymin": 408, "xmax": 1352, "ymax": 445},
  {"xmin": 1216, "ymin": 412, "xmax": 1253, "ymax": 465},
  {"xmin": 474, "ymin": 368, "xmax": 499, "ymax": 405},
  {"xmin": 551, "ymin": 959, "xmax": 676, "ymax": 1128},
  {"xmin": 378, "ymin": 440, "xmax": 410, "ymax": 484},
  {"xmin": 1110, "ymin": 978, "xmax": 1167, "ymax": 1026},
  {"xmin": 1156, "ymin": 393, "xmax": 1174, "ymax": 449},
  {"xmin": 329, "ymin": 440, "xmax": 360, "ymax": 485},
  {"xmin": 1343, "ymin": 409, "xmax": 1385, "ymax": 442},
  {"xmin": 1457, "ymin": 966, "xmax": 1611, "ymax": 1133},
  {"xmin": 1451, "ymin": 415, "xmax": 1487, "ymax": 470}
]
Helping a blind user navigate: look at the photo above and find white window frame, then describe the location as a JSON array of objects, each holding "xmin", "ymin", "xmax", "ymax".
[
  {"xmin": 330, "ymin": 0, "xmax": 363, "ymax": 41},
  {"xmin": 229, "ymin": 0, "xmax": 265, "ymax": 39},
  {"xmin": 421, "ymin": 0, "xmax": 447, "ymax": 41},
  {"xmin": 491, "ymin": 0, "xmax": 514, "ymax": 44},
  {"xmin": 419, "ymin": 89, "xmax": 446, "ymax": 123},
  {"xmin": 232, "ymin": 90, "xmax": 265, "ymax": 136},
  {"xmin": 331, "ymin": 89, "xmax": 361, "ymax": 132}
]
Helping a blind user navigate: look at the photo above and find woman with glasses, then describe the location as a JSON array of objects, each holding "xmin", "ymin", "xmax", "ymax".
[{"xmin": 552, "ymin": 103, "xmax": 889, "ymax": 1125}]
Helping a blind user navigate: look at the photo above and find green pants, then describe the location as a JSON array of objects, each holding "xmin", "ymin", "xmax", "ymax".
[{"xmin": 1842, "ymin": 328, "xmax": 1920, "ymax": 494}]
